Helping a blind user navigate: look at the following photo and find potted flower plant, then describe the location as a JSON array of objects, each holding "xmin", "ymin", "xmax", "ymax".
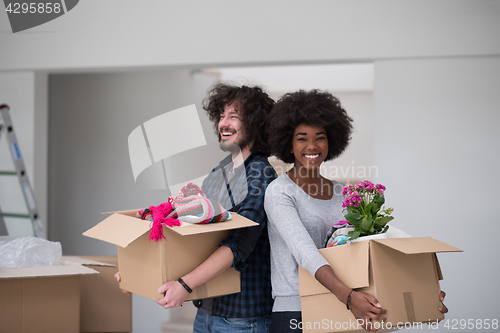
[{"xmin": 341, "ymin": 180, "xmax": 394, "ymax": 241}]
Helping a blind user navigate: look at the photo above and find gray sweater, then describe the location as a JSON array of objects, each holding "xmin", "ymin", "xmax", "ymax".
[{"xmin": 264, "ymin": 173, "xmax": 345, "ymax": 312}]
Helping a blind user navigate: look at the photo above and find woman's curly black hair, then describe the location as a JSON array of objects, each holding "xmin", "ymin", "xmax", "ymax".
[
  {"xmin": 267, "ymin": 90, "xmax": 353, "ymax": 164},
  {"xmin": 203, "ymin": 82, "xmax": 275, "ymax": 156}
]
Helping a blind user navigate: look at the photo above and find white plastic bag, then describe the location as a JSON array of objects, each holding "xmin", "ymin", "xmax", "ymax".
[{"xmin": 0, "ymin": 236, "xmax": 62, "ymax": 268}]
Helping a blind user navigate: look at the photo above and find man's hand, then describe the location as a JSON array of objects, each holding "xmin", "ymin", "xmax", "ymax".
[
  {"xmin": 438, "ymin": 290, "xmax": 448, "ymax": 314},
  {"xmin": 349, "ymin": 291, "xmax": 387, "ymax": 332},
  {"xmin": 113, "ymin": 272, "xmax": 131, "ymax": 294},
  {"xmin": 155, "ymin": 280, "xmax": 189, "ymax": 309}
]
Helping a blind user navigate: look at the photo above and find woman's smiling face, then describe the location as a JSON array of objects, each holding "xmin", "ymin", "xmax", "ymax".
[{"xmin": 291, "ymin": 123, "xmax": 329, "ymax": 171}]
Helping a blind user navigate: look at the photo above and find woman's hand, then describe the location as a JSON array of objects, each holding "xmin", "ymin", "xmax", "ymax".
[
  {"xmin": 314, "ymin": 266, "xmax": 386, "ymax": 332},
  {"xmin": 113, "ymin": 272, "xmax": 131, "ymax": 294},
  {"xmin": 349, "ymin": 291, "xmax": 387, "ymax": 332},
  {"xmin": 438, "ymin": 290, "xmax": 448, "ymax": 314},
  {"xmin": 155, "ymin": 280, "xmax": 188, "ymax": 309}
]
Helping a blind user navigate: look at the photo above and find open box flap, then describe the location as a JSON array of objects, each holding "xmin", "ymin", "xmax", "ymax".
[
  {"xmin": 84, "ymin": 211, "xmax": 258, "ymax": 247},
  {"xmin": 433, "ymin": 253, "xmax": 444, "ymax": 280},
  {"xmin": 0, "ymin": 262, "xmax": 98, "ymax": 279},
  {"xmin": 83, "ymin": 212, "xmax": 151, "ymax": 248},
  {"xmin": 101, "ymin": 209, "xmax": 141, "ymax": 215},
  {"xmin": 373, "ymin": 237, "xmax": 463, "ymax": 255},
  {"xmin": 61, "ymin": 256, "xmax": 115, "ymax": 267},
  {"xmin": 299, "ymin": 240, "xmax": 370, "ymax": 297}
]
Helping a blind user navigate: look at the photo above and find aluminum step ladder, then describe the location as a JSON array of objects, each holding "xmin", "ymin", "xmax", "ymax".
[{"xmin": 0, "ymin": 104, "xmax": 45, "ymax": 238}]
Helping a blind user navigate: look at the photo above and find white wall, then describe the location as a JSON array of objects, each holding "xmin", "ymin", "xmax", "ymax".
[
  {"xmin": 322, "ymin": 92, "xmax": 374, "ymax": 184},
  {"xmin": 1, "ymin": 1, "xmax": 500, "ymax": 72},
  {"xmin": 373, "ymin": 56, "xmax": 500, "ymax": 325}
]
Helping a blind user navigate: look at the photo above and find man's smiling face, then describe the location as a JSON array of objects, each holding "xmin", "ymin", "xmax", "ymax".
[{"xmin": 218, "ymin": 103, "xmax": 249, "ymax": 153}]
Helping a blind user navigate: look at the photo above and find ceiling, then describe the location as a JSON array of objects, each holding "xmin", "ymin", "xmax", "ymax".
[{"xmin": 205, "ymin": 63, "xmax": 374, "ymax": 94}]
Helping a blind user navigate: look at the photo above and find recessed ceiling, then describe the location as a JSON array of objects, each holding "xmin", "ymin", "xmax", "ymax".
[{"xmin": 205, "ymin": 63, "xmax": 373, "ymax": 93}]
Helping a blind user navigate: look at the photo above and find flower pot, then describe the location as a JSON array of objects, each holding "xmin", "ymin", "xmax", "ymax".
[{"xmin": 351, "ymin": 232, "xmax": 389, "ymax": 243}]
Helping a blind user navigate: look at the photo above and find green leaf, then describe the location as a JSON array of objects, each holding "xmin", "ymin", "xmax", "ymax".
[
  {"xmin": 346, "ymin": 206, "xmax": 357, "ymax": 214},
  {"xmin": 375, "ymin": 216, "xmax": 394, "ymax": 226},
  {"xmin": 374, "ymin": 193, "xmax": 385, "ymax": 204},
  {"xmin": 350, "ymin": 230, "xmax": 361, "ymax": 240},
  {"xmin": 373, "ymin": 194, "xmax": 385, "ymax": 211},
  {"xmin": 366, "ymin": 202, "xmax": 380, "ymax": 216},
  {"xmin": 360, "ymin": 215, "xmax": 372, "ymax": 231},
  {"xmin": 351, "ymin": 212, "xmax": 363, "ymax": 219},
  {"xmin": 345, "ymin": 213, "xmax": 362, "ymax": 226}
]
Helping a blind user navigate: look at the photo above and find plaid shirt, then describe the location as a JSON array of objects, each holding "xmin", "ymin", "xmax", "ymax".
[{"xmin": 201, "ymin": 153, "xmax": 277, "ymax": 318}]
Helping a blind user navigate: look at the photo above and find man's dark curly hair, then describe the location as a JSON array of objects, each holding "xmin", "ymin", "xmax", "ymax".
[
  {"xmin": 267, "ymin": 90, "xmax": 353, "ymax": 164},
  {"xmin": 203, "ymin": 82, "xmax": 275, "ymax": 156}
]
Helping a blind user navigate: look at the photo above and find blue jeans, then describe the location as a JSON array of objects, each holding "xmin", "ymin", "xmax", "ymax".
[
  {"xmin": 269, "ymin": 311, "xmax": 302, "ymax": 333},
  {"xmin": 193, "ymin": 310, "xmax": 270, "ymax": 333}
]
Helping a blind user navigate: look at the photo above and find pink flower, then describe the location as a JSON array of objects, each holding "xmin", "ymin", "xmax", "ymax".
[{"xmin": 359, "ymin": 180, "xmax": 373, "ymax": 188}]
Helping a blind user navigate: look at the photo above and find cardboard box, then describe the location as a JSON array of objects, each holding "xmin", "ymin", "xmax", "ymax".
[
  {"xmin": 72, "ymin": 256, "xmax": 132, "ymax": 333},
  {"xmin": 83, "ymin": 210, "xmax": 257, "ymax": 301},
  {"xmin": 299, "ymin": 237, "xmax": 462, "ymax": 333},
  {"xmin": 0, "ymin": 257, "xmax": 99, "ymax": 333}
]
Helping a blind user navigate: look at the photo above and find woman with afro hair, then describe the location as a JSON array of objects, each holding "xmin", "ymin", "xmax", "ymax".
[{"xmin": 264, "ymin": 90, "xmax": 387, "ymax": 332}]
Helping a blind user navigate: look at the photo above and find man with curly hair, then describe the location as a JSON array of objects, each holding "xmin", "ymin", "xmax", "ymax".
[{"xmin": 156, "ymin": 82, "xmax": 277, "ymax": 333}]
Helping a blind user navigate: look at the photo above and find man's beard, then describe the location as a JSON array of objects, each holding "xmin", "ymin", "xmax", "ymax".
[{"xmin": 219, "ymin": 128, "xmax": 250, "ymax": 154}]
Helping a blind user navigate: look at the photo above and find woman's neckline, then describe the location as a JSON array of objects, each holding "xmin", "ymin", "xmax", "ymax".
[{"xmin": 284, "ymin": 172, "xmax": 335, "ymax": 201}]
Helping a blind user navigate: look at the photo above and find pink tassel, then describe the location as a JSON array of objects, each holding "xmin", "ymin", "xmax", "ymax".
[
  {"xmin": 148, "ymin": 202, "xmax": 181, "ymax": 242},
  {"xmin": 163, "ymin": 217, "xmax": 182, "ymax": 227},
  {"xmin": 334, "ymin": 220, "xmax": 352, "ymax": 227},
  {"xmin": 149, "ymin": 222, "xmax": 166, "ymax": 242}
]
